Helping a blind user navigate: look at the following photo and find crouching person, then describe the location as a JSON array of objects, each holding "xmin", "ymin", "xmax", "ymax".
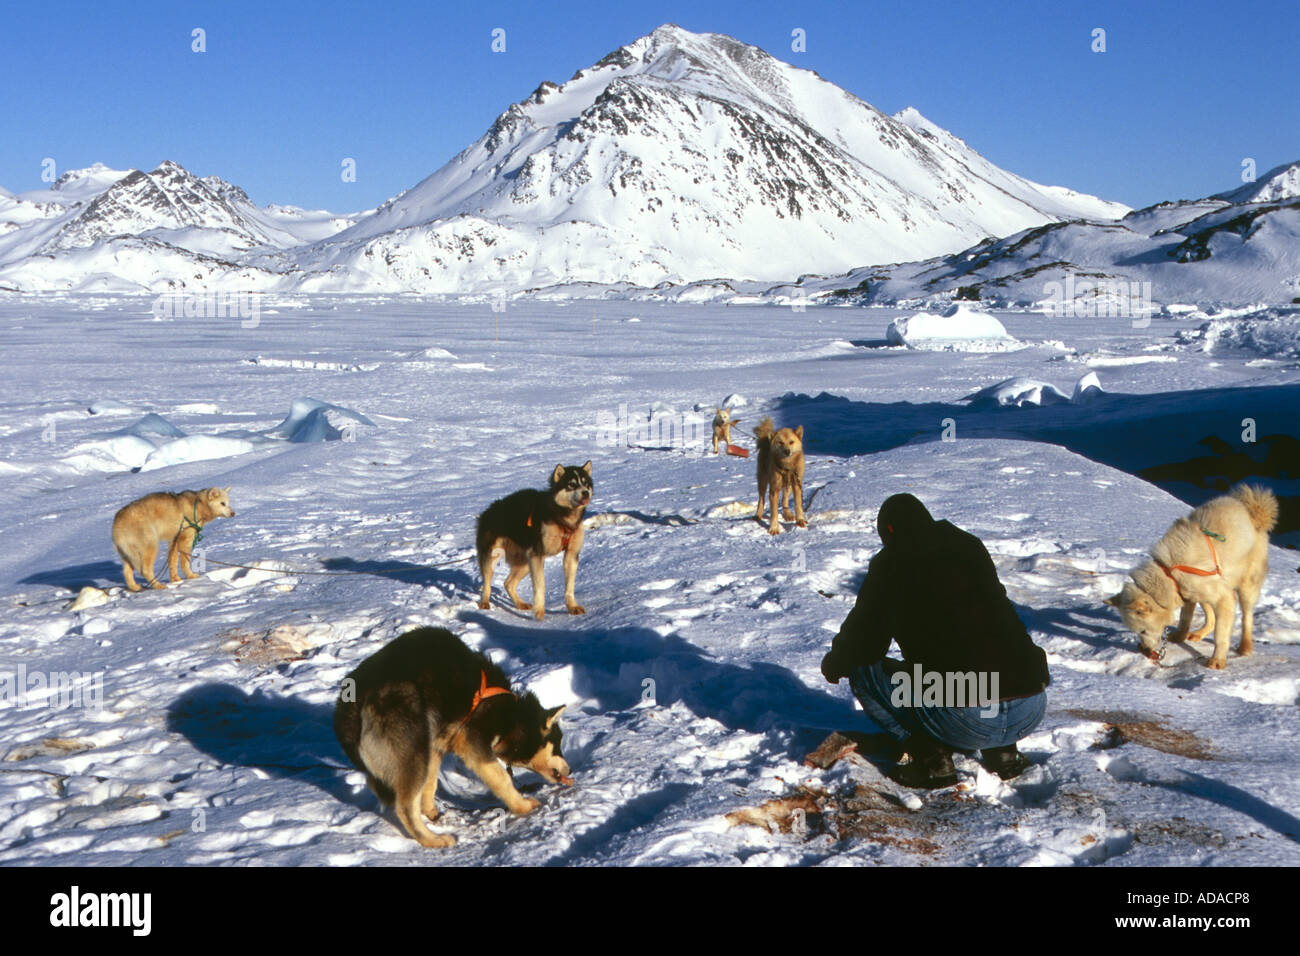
[{"xmin": 820, "ymin": 493, "xmax": 1050, "ymax": 788}]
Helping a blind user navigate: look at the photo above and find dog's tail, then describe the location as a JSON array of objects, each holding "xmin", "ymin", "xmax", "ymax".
[
  {"xmin": 753, "ymin": 416, "xmax": 775, "ymax": 446},
  {"xmin": 1232, "ymin": 484, "xmax": 1279, "ymax": 534}
]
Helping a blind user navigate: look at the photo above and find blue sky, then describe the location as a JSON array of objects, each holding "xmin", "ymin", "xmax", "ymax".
[{"xmin": 2, "ymin": 0, "xmax": 1296, "ymax": 212}]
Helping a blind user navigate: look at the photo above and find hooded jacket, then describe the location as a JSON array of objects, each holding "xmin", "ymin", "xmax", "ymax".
[{"xmin": 828, "ymin": 494, "xmax": 1049, "ymax": 699}]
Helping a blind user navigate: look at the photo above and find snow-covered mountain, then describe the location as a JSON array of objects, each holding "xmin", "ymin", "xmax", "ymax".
[
  {"xmin": 0, "ymin": 161, "xmax": 361, "ymax": 292},
  {"xmin": 284, "ymin": 24, "xmax": 1127, "ymax": 292},
  {"xmin": 724, "ymin": 160, "xmax": 1300, "ymax": 312},
  {"xmin": 0, "ymin": 25, "xmax": 1126, "ymax": 293},
  {"xmin": 1215, "ymin": 160, "xmax": 1300, "ymax": 205}
]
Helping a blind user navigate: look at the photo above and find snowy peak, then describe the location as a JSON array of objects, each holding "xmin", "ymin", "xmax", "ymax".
[
  {"xmin": 0, "ymin": 158, "xmax": 363, "ymax": 288},
  {"xmin": 0, "ymin": 26, "xmax": 1135, "ymax": 293},
  {"xmin": 41, "ymin": 160, "xmax": 273, "ymax": 253},
  {"xmin": 322, "ymin": 25, "xmax": 1129, "ymax": 290},
  {"xmin": 583, "ymin": 23, "xmax": 804, "ymax": 113},
  {"xmin": 49, "ymin": 162, "xmax": 133, "ymax": 199},
  {"xmin": 1215, "ymin": 161, "xmax": 1300, "ymax": 205}
]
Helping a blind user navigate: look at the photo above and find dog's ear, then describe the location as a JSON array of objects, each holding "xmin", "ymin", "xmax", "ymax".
[
  {"xmin": 205, "ymin": 487, "xmax": 220, "ymax": 500},
  {"xmin": 581, "ymin": 460, "xmax": 592, "ymax": 475},
  {"xmin": 223, "ymin": 486, "xmax": 232, "ymax": 495},
  {"xmin": 551, "ymin": 463, "xmax": 565, "ymax": 485},
  {"xmin": 1104, "ymin": 592, "xmax": 1122, "ymax": 607},
  {"xmin": 795, "ymin": 425, "xmax": 804, "ymax": 439},
  {"xmin": 544, "ymin": 704, "xmax": 566, "ymax": 730}
]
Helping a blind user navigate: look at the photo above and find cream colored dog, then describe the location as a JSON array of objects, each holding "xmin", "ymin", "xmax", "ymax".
[
  {"xmin": 712, "ymin": 408, "xmax": 735, "ymax": 454},
  {"xmin": 1107, "ymin": 485, "xmax": 1277, "ymax": 669},
  {"xmin": 112, "ymin": 487, "xmax": 235, "ymax": 591}
]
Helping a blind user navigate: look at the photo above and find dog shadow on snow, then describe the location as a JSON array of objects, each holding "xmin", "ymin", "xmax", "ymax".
[
  {"xmin": 165, "ymin": 684, "xmax": 367, "ymax": 811},
  {"xmin": 320, "ymin": 556, "xmax": 476, "ymax": 591},
  {"xmin": 164, "ymin": 679, "xmax": 561, "ymax": 831},
  {"xmin": 19, "ymin": 560, "xmax": 123, "ymax": 592}
]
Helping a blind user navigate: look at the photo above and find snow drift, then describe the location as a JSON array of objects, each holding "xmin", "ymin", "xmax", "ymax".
[{"xmin": 886, "ymin": 304, "xmax": 1022, "ymax": 352}]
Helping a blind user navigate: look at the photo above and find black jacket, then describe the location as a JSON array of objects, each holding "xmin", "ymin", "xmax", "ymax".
[{"xmin": 828, "ymin": 494, "xmax": 1049, "ymax": 700}]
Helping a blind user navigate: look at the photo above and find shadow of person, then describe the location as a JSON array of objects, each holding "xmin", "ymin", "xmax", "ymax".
[
  {"xmin": 1014, "ymin": 601, "xmax": 1133, "ymax": 655},
  {"xmin": 460, "ymin": 610, "xmax": 860, "ymax": 753}
]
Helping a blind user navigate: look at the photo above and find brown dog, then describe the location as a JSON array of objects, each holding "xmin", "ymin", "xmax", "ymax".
[
  {"xmin": 112, "ymin": 487, "xmax": 235, "ymax": 591},
  {"xmin": 333, "ymin": 626, "xmax": 571, "ymax": 848},
  {"xmin": 476, "ymin": 463, "xmax": 592, "ymax": 621},
  {"xmin": 754, "ymin": 418, "xmax": 806, "ymax": 535}
]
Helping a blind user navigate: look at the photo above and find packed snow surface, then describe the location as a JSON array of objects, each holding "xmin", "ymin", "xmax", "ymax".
[{"xmin": 0, "ymin": 298, "xmax": 1297, "ymax": 867}]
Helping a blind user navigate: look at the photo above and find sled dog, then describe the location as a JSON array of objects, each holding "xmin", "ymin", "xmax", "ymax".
[
  {"xmin": 333, "ymin": 626, "xmax": 571, "ymax": 848},
  {"xmin": 477, "ymin": 462, "xmax": 592, "ymax": 620},
  {"xmin": 754, "ymin": 417, "xmax": 806, "ymax": 535},
  {"xmin": 1107, "ymin": 484, "xmax": 1277, "ymax": 669},
  {"xmin": 712, "ymin": 407, "xmax": 736, "ymax": 454},
  {"xmin": 112, "ymin": 487, "xmax": 234, "ymax": 591}
]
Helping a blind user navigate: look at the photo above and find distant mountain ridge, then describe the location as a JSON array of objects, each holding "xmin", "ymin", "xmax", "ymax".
[{"xmin": 0, "ymin": 25, "xmax": 1130, "ymax": 294}]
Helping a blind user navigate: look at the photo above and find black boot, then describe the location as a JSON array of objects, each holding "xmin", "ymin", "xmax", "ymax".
[
  {"xmin": 981, "ymin": 743, "xmax": 1031, "ymax": 780},
  {"xmin": 889, "ymin": 734, "xmax": 958, "ymax": 789}
]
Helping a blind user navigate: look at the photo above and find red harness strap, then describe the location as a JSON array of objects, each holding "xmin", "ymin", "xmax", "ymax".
[
  {"xmin": 468, "ymin": 670, "xmax": 512, "ymax": 717},
  {"xmin": 452, "ymin": 671, "xmax": 513, "ymax": 746},
  {"xmin": 526, "ymin": 512, "xmax": 576, "ymax": 551},
  {"xmin": 1155, "ymin": 531, "xmax": 1221, "ymax": 601}
]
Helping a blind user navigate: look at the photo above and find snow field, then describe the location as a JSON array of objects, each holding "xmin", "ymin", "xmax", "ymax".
[{"xmin": 0, "ymin": 300, "xmax": 1296, "ymax": 866}]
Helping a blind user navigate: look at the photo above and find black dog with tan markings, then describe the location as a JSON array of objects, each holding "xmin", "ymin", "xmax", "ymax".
[
  {"xmin": 476, "ymin": 461, "xmax": 592, "ymax": 621},
  {"xmin": 333, "ymin": 626, "xmax": 571, "ymax": 848}
]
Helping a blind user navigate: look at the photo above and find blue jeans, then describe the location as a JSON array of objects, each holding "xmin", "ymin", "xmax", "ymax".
[{"xmin": 849, "ymin": 659, "xmax": 1046, "ymax": 751}]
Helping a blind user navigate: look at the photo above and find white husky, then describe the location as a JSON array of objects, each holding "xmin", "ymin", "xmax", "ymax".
[{"xmin": 1107, "ymin": 485, "xmax": 1278, "ymax": 669}]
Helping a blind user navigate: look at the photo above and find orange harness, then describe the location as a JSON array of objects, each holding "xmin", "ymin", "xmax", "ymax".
[
  {"xmin": 1155, "ymin": 530, "xmax": 1221, "ymax": 602},
  {"xmin": 468, "ymin": 670, "xmax": 513, "ymax": 716},
  {"xmin": 451, "ymin": 671, "xmax": 513, "ymax": 747},
  {"xmin": 526, "ymin": 512, "xmax": 576, "ymax": 551}
]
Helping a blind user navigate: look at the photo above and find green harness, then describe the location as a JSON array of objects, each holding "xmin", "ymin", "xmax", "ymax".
[{"xmin": 179, "ymin": 500, "xmax": 205, "ymax": 549}]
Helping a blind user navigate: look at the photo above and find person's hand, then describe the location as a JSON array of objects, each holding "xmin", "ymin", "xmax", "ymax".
[{"xmin": 821, "ymin": 648, "xmax": 846, "ymax": 683}]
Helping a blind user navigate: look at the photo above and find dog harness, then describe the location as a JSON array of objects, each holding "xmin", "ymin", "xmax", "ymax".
[
  {"xmin": 179, "ymin": 500, "xmax": 206, "ymax": 548},
  {"xmin": 449, "ymin": 671, "xmax": 514, "ymax": 748},
  {"xmin": 1154, "ymin": 527, "xmax": 1222, "ymax": 602},
  {"xmin": 526, "ymin": 512, "xmax": 576, "ymax": 551},
  {"xmin": 1150, "ymin": 528, "xmax": 1223, "ymax": 663},
  {"xmin": 468, "ymin": 670, "xmax": 513, "ymax": 716}
]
